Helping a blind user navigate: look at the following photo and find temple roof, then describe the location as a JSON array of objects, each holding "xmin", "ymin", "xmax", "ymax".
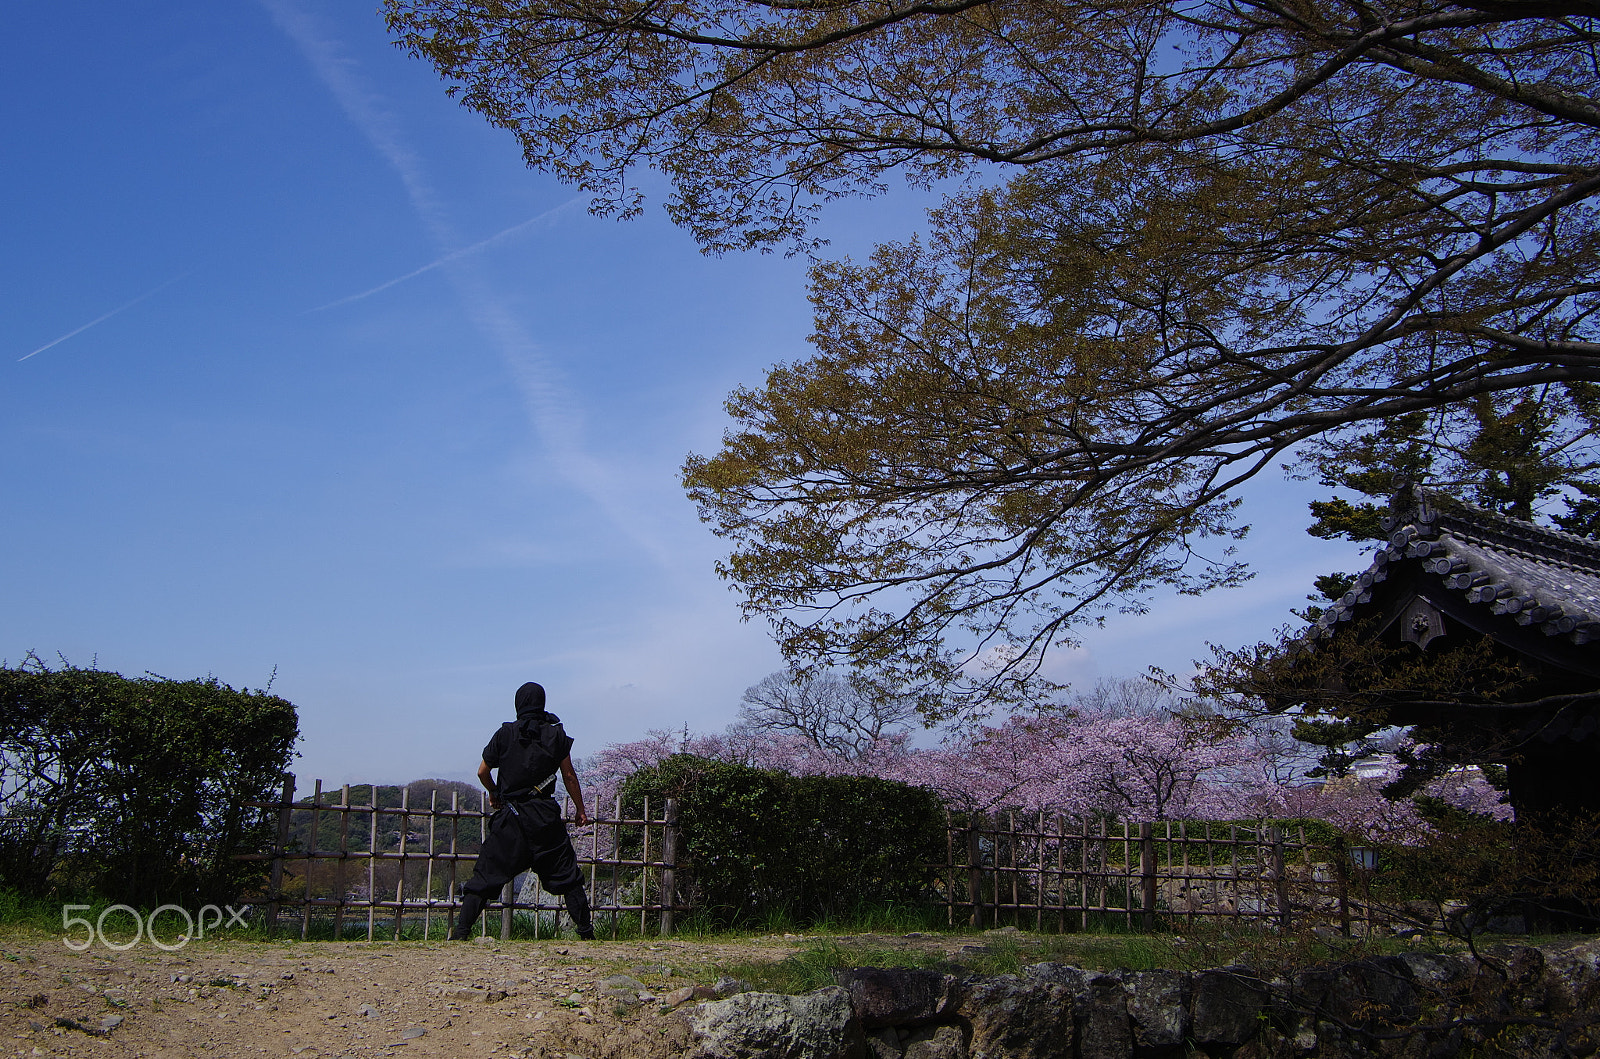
[{"xmin": 1307, "ymin": 484, "xmax": 1600, "ymax": 650}]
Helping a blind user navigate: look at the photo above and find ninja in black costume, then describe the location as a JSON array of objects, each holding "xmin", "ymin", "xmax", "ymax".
[{"xmin": 449, "ymin": 682, "xmax": 595, "ymax": 941}]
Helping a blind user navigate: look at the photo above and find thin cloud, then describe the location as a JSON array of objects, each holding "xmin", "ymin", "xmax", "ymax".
[
  {"xmin": 18, "ymin": 274, "xmax": 187, "ymax": 362},
  {"xmin": 307, "ymin": 198, "xmax": 584, "ymax": 312},
  {"xmin": 261, "ymin": 0, "xmax": 679, "ymax": 572}
]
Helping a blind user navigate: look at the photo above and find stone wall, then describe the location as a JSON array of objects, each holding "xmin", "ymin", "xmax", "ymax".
[{"xmin": 689, "ymin": 941, "xmax": 1600, "ymax": 1058}]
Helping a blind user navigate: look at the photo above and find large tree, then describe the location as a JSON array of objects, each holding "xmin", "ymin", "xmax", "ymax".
[
  {"xmin": 389, "ymin": 0, "xmax": 1600, "ymax": 717},
  {"xmin": 738, "ymin": 669, "xmax": 919, "ymax": 758}
]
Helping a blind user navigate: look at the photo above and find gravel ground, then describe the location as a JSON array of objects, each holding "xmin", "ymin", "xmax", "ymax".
[{"xmin": 0, "ymin": 931, "xmax": 818, "ymax": 1059}]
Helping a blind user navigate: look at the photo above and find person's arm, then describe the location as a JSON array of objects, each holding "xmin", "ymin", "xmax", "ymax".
[
  {"xmin": 559, "ymin": 756, "xmax": 588, "ymax": 826},
  {"xmin": 478, "ymin": 759, "xmax": 501, "ymax": 811}
]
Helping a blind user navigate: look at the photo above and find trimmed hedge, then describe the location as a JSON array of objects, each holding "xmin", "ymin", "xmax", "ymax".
[
  {"xmin": 0, "ymin": 660, "xmax": 298, "ymax": 907},
  {"xmin": 621, "ymin": 754, "xmax": 944, "ymax": 927}
]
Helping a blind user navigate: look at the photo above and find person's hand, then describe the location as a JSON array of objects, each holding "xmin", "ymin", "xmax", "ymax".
[
  {"xmin": 488, "ymin": 792, "xmax": 502, "ymax": 811},
  {"xmin": 575, "ymin": 808, "xmax": 589, "ymax": 826}
]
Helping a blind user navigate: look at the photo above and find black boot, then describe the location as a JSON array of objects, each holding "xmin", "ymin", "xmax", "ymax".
[
  {"xmin": 565, "ymin": 887, "xmax": 595, "ymax": 940},
  {"xmin": 449, "ymin": 892, "xmax": 485, "ymax": 940}
]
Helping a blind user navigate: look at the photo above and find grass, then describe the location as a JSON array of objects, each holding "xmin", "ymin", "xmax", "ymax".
[
  {"xmin": 702, "ymin": 931, "xmax": 1183, "ymax": 995},
  {"xmin": 698, "ymin": 922, "xmax": 1490, "ymax": 995},
  {"xmin": 0, "ymin": 882, "xmax": 1510, "ymax": 989}
]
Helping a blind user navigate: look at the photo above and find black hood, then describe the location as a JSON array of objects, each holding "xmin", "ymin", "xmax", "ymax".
[{"xmin": 515, "ymin": 682, "xmax": 547, "ymax": 721}]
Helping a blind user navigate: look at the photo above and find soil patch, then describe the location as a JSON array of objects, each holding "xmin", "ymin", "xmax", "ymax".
[{"xmin": 0, "ymin": 930, "xmax": 985, "ymax": 1059}]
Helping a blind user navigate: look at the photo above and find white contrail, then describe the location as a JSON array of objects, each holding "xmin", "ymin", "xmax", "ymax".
[
  {"xmin": 261, "ymin": 0, "xmax": 678, "ymax": 572},
  {"xmin": 18, "ymin": 274, "xmax": 188, "ymax": 362},
  {"xmin": 307, "ymin": 198, "xmax": 584, "ymax": 312}
]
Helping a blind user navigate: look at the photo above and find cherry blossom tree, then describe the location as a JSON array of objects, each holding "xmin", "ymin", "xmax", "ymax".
[
  {"xmin": 738, "ymin": 669, "xmax": 919, "ymax": 759},
  {"xmin": 581, "ymin": 701, "xmax": 1508, "ymax": 837}
]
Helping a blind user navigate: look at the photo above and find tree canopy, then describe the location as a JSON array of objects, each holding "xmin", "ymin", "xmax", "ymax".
[{"xmin": 388, "ymin": 0, "xmax": 1600, "ymax": 716}]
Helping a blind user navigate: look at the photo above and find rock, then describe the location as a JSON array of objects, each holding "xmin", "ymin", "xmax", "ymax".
[
  {"xmin": 694, "ymin": 985, "xmax": 721, "ymax": 1001},
  {"xmin": 836, "ymin": 968, "xmax": 961, "ymax": 1029},
  {"xmin": 1076, "ymin": 976, "xmax": 1129, "ymax": 1059},
  {"xmin": 604, "ymin": 975, "xmax": 648, "ymax": 991},
  {"xmin": 1022, "ymin": 963, "xmax": 1135, "ymax": 1059},
  {"xmin": 692, "ymin": 986, "xmax": 865, "ymax": 1059},
  {"xmin": 958, "ymin": 975, "xmax": 1074, "ymax": 1059},
  {"xmin": 867, "ymin": 1027, "xmax": 903, "ymax": 1059},
  {"xmin": 1115, "ymin": 970, "xmax": 1188, "ymax": 1051},
  {"xmin": 1191, "ymin": 967, "xmax": 1268, "ymax": 1047},
  {"xmin": 448, "ymin": 987, "xmax": 483, "ymax": 1002},
  {"xmin": 1020, "ymin": 964, "xmax": 1097, "ymax": 999},
  {"xmin": 486, "ymin": 989, "xmax": 508, "ymax": 1003},
  {"xmin": 399, "ymin": 1027, "xmax": 427, "ymax": 1040},
  {"xmin": 98, "ymin": 1015, "xmax": 123, "ymax": 1032},
  {"xmin": 902, "ymin": 1025, "xmax": 966, "ymax": 1059},
  {"xmin": 1348, "ymin": 957, "xmax": 1418, "ymax": 1025},
  {"xmin": 473, "ymin": 936, "xmax": 498, "ymax": 946},
  {"xmin": 1397, "ymin": 952, "xmax": 1469, "ymax": 994},
  {"xmin": 663, "ymin": 986, "xmax": 698, "ymax": 1009},
  {"xmin": 1486, "ymin": 943, "xmax": 1547, "ymax": 994},
  {"xmin": 603, "ymin": 985, "xmax": 646, "ymax": 1009},
  {"xmin": 716, "ymin": 976, "xmax": 752, "ymax": 997},
  {"xmin": 1540, "ymin": 939, "xmax": 1600, "ymax": 1015},
  {"xmin": 359, "ymin": 1004, "xmax": 379, "ymax": 1018}
]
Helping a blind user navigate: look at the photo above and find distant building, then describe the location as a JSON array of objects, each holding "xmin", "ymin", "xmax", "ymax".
[{"xmin": 1350, "ymin": 756, "xmax": 1396, "ymax": 783}]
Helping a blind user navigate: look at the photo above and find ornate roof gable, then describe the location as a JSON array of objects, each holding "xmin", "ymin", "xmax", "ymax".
[{"xmin": 1308, "ymin": 483, "xmax": 1600, "ymax": 655}]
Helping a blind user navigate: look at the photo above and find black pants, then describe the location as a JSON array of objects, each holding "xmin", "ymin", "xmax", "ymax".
[
  {"xmin": 451, "ymin": 805, "xmax": 590, "ymax": 938},
  {"xmin": 464, "ymin": 806, "xmax": 584, "ymax": 898}
]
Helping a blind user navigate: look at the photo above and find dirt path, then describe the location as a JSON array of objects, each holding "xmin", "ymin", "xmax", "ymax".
[{"xmin": 0, "ymin": 930, "xmax": 984, "ymax": 1059}]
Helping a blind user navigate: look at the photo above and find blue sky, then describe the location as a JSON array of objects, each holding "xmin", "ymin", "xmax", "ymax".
[{"xmin": 2, "ymin": 2, "xmax": 1361, "ymax": 788}]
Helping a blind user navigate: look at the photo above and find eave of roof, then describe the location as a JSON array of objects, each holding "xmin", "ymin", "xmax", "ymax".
[{"xmin": 1304, "ymin": 485, "xmax": 1600, "ymax": 650}]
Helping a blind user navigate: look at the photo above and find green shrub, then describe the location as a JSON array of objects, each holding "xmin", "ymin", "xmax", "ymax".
[
  {"xmin": 621, "ymin": 755, "xmax": 944, "ymax": 928},
  {"xmin": 0, "ymin": 657, "xmax": 298, "ymax": 907}
]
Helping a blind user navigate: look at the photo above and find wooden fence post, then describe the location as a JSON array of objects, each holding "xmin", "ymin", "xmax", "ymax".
[
  {"xmin": 501, "ymin": 880, "xmax": 514, "ymax": 940},
  {"xmin": 1139, "ymin": 822, "xmax": 1157, "ymax": 931},
  {"xmin": 302, "ymin": 779, "xmax": 323, "ymax": 940},
  {"xmin": 367, "ymin": 787, "xmax": 379, "ymax": 941},
  {"xmin": 1269, "ymin": 825, "xmax": 1291, "ymax": 931},
  {"xmin": 944, "ymin": 810, "xmax": 955, "ymax": 928},
  {"xmin": 395, "ymin": 785, "xmax": 410, "ymax": 941},
  {"xmin": 1333, "ymin": 834, "xmax": 1351, "ymax": 937},
  {"xmin": 265, "ymin": 774, "xmax": 295, "ymax": 937},
  {"xmin": 660, "ymin": 798, "xmax": 679, "ymax": 937},
  {"xmin": 967, "ymin": 817, "xmax": 983, "ymax": 929},
  {"xmin": 334, "ymin": 784, "xmax": 351, "ymax": 941}
]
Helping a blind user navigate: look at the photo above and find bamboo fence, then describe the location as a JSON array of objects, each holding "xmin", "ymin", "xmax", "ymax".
[
  {"xmin": 239, "ymin": 776, "xmax": 683, "ymax": 941},
  {"xmin": 935, "ymin": 812, "xmax": 1382, "ymax": 935},
  {"xmin": 241, "ymin": 779, "xmax": 1384, "ymax": 938}
]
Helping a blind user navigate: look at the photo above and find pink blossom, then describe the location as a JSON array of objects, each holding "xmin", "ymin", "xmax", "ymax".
[{"xmin": 580, "ymin": 714, "xmax": 1511, "ymax": 839}]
